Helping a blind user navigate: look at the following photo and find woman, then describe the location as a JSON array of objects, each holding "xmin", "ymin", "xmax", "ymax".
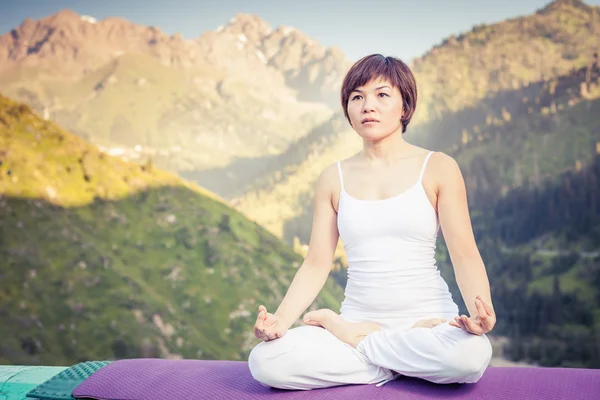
[{"xmin": 248, "ymin": 54, "xmax": 496, "ymax": 390}]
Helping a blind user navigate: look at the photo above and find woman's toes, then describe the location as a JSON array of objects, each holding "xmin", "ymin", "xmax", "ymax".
[
  {"xmin": 412, "ymin": 318, "xmax": 447, "ymax": 329},
  {"xmin": 412, "ymin": 319, "xmax": 427, "ymax": 328},
  {"xmin": 303, "ymin": 309, "xmax": 336, "ymax": 325},
  {"xmin": 302, "ymin": 311, "xmax": 321, "ymax": 326},
  {"xmin": 303, "ymin": 310, "xmax": 318, "ymax": 322}
]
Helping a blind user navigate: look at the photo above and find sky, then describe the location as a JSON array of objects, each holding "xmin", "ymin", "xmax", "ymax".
[{"xmin": 1, "ymin": 0, "xmax": 599, "ymax": 62}]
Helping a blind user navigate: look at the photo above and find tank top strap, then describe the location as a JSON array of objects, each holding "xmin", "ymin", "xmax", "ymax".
[
  {"xmin": 337, "ymin": 161, "xmax": 345, "ymax": 191},
  {"xmin": 418, "ymin": 151, "xmax": 435, "ymax": 182}
]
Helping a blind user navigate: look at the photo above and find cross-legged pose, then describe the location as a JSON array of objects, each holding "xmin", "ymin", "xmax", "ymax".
[{"xmin": 248, "ymin": 54, "xmax": 496, "ymax": 390}]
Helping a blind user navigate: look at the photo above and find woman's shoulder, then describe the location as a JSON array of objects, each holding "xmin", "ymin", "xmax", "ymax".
[
  {"xmin": 409, "ymin": 146, "xmax": 445, "ymax": 158},
  {"xmin": 314, "ymin": 161, "xmax": 343, "ymax": 190},
  {"xmin": 425, "ymin": 150, "xmax": 464, "ymax": 185},
  {"xmin": 314, "ymin": 154, "xmax": 361, "ymax": 194},
  {"xmin": 323, "ymin": 153, "xmax": 364, "ymax": 178},
  {"xmin": 427, "ymin": 150, "xmax": 459, "ymax": 169}
]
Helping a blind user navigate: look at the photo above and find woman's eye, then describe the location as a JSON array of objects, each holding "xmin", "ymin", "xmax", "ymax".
[
  {"xmin": 379, "ymin": 93, "xmax": 389, "ymax": 97},
  {"xmin": 351, "ymin": 95, "xmax": 361, "ymax": 100}
]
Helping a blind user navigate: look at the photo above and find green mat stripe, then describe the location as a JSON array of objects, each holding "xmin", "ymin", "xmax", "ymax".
[{"xmin": 26, "ymin": 361, "xmax": 111, "ymax": 400}]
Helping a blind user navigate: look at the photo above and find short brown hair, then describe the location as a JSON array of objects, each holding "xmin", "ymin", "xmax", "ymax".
[{"xmin": 340, "ymin": 54, "xmax": 417, "ymax": 133}]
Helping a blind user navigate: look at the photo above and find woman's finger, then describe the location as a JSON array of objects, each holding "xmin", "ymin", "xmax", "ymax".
[
  {"xmin": 460, "ymin": 315, "xmax": 472, "ymax": 332},
  {"xmin": 449, "ymin": 320, "xmax": 461, "ymax": 329},
  {"xmin": 255, "ymin": 319, "xmax": 266, "ymax": 333},
  {"xmin": 259, "ymin": 326, "xmax": 270, "ymax": 340},
  {"xmin": 462, "ymin": 316, "xmax": 484, "ymax": 335},
  {"xmin": 265, "ymin": 327, "xmax": 281, "ymax": 341},
  {"xmin": 254, "ymin": 326, "xmax": 265, "ymax": 340},
  {"xmin": 254, "ymin": 321, "xmax": 262, "ymax": 335},
  {"xmin": 263, "ymin": 313, "xmax": 274, "ymax": 328},
  {"xmin": 475, "ymin": 298, "xmax": 487, "ymax": 318},
  {"xmin": 452, "ymin": 316, "xmax": 467, "ymax": 331},
  {"xmin": 476, "ymin": 296, "xmax": 494, "ymax": 316},
  {"xmin": 460, "ymin": 315, "xmax": 475, "ymax": 334},
  {"xmin": 449, "ymin": 317, "xmax": 461, "ymax": 329},
  {"xmin": 482, "ymin": 315, "xmax": 496, "ymax": 331},
  {"xmin": 254, "ymin": 307, "xmax": 267, "ymax": 336}
]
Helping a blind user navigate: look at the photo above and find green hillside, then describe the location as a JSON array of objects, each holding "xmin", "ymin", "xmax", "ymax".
[
  {"xmin": 411, "ymin": 0, "xmax": 599, "ymax": 122},
  {"xmin": 410, "ymin": 59, "xmax": 600, "ymax": 207},
  {"xmin": 0, "ymin": 95, "xmax": 344, "ymax": 366},
  {"xmin": 467, "ymin": 156, "xmax": 600, "ymax": 368}
]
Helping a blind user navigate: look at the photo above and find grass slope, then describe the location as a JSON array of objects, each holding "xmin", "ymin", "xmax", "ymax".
[{"xmin": 0, "ymin": 95, "xmax": 344, "ymax": 366}]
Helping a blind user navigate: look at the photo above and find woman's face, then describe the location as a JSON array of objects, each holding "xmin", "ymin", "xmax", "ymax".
[{"xmin": 347, "ymin": 76, "xmax": 404, "ymax": 140}]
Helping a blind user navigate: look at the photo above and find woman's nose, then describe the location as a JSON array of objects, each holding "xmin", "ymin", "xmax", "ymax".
[{"xmin": 362, "ymin": 98, "xmax": 375, "ymax": 113}]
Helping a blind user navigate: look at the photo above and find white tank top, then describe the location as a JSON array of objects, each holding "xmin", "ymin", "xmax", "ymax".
[{"xmin": 336, "ymin": 151, "xmax": 459, "ymax": 327}]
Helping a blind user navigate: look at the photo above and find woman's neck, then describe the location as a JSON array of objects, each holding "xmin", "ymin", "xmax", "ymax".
[{"xmin": 360, "ymin": 132, "xmax": 417, "ymax": 166}]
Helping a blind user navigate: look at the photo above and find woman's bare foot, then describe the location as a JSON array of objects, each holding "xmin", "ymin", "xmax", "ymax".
[
  {"xmin": 411, "ymin": 318, "xmax": 447, "ymax": 329},
  {"xmin": 302, "ymin": 309, "xmax": 382, "ymax": 348}
]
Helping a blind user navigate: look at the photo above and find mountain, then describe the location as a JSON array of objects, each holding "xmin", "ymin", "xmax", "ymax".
[
  {"xmin": 412, "ymin": 57, "xmax": 600, "ymax": 207},
  {"xmin": 0, "ymin": 94, "xmax": 344, "ymax": 366},
  {"xmin": 0, "ymin": 11, "xmax": 349, "ymax": 105},
  {"xmin": 0, "ymin": 10, "xmax": 350, "ymax": 172},
  {"xmin": 410, "ymin": 0, "xmax": 599, "ymax": 123},
  {"xmin": 215, "ymin": 14, "xmax": 349, "ymax": 105}
]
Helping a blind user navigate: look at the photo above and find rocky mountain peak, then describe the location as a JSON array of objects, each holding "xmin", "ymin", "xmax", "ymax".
[
  {"xmin": 261, "ymin": 26, "xmax": 327, "ymax": 70},
  {"xmin": 194, "ymin": 13, "xmax": 350, "ymax": 105},
  {"xmin": 536, "ymin": 0, "xmax": 592, "ymax": 15},
  {"xmin": 0, "ymin": 9, "xmax": 200, "ymax": 73},
  {"xmin": 218, "ymin": 13, "xmax": 272, "ymax": 45},
  {"xmin": 44, "ymin": 8, "xmax": 81, "ymax": 25}
]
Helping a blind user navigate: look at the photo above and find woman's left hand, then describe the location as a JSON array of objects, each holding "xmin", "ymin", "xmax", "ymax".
[{"xmin": 449, "ymin": 296, "xmax": 496, "ymax": 335}]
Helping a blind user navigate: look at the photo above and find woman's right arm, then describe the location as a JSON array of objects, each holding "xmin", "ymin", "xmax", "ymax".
[{"xmin": 272, "ymin": 164, "xmax": 341, "ymax": 329}]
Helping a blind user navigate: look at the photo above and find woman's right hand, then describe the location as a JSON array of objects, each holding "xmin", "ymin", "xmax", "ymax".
[{"xmin": 254, "ymin": 305, "xmax": 289, "ymax": 342}]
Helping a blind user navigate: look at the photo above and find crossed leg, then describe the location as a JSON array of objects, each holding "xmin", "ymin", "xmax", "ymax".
[
  {"xmin": 249, "ymin": 309, "xmax": 492, "ymax": 390},
  {"xmin": 302, "ymin": 308, "xmax": 492, "ymax": 384},
  {"xmin": 303, "ymin": 308, "xmax": 448, "ymax": 348}
]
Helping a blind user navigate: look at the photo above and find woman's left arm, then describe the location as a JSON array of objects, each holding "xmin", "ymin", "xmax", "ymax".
[{"xmin": 434, "ymin": 153, "xmax": 496, "ymax": 335}]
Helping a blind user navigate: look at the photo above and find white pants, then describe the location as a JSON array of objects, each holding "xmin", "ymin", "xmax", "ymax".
[{"xmin": 248, "ymin": 317, "xmax": 493, "ymax": 390}]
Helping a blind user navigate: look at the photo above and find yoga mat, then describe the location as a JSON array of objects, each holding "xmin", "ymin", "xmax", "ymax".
[
  {"xmin": 72, "ymin": 358, "xmax": 600, "ymax": 400},
  {"xmin": 0, "ymin": 366, "xmax": 66, "ymax": 400},
  {"xmin": 26, "ymin": 361, "xmax": 111, "ymax": 400}
]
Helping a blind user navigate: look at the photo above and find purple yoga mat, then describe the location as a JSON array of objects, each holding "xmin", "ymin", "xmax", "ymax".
[{"xmin": 72, "ymin": 358, "xmax": 600, "ymax": 400}]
